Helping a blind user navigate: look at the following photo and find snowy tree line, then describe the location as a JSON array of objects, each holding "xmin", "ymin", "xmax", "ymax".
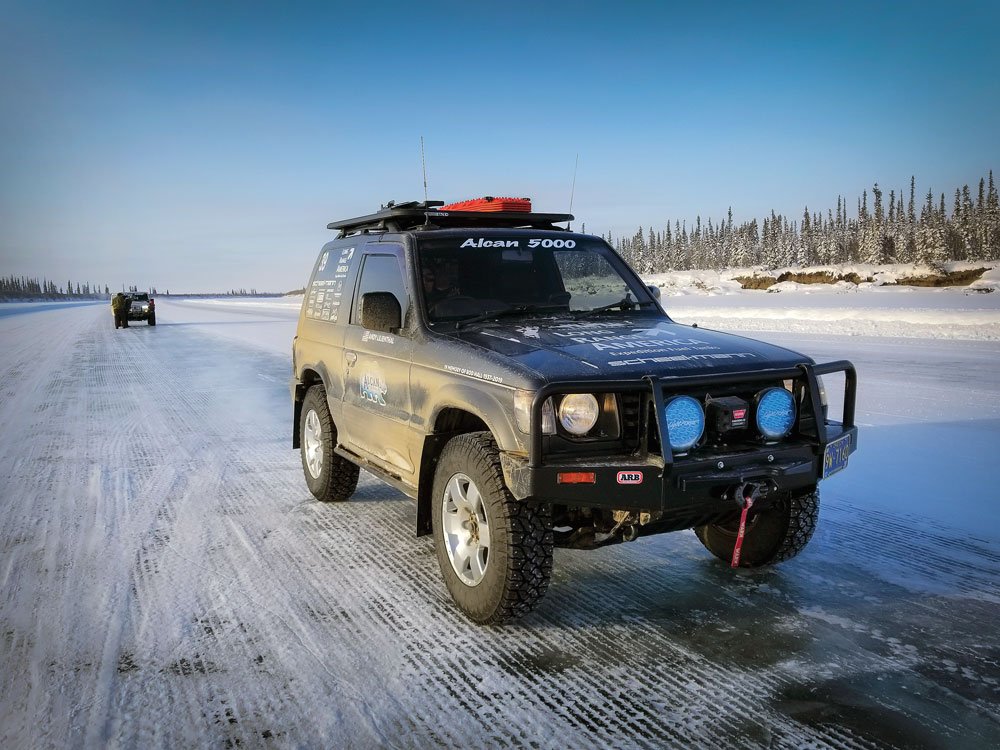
[
  {"xmin": 0, "ymin": 273, "xmax": 282, "ymax": 299},
  {"xmin": 0, "ymin": 278, "xmax": 169, "ymax": 300},
  {"xmin": 611, "ymin": 172, "xmax": 1000, "ymax": 272},
  {"xmin": 0, "ymin": 277, "xmax": 113, "ymax": 299}
]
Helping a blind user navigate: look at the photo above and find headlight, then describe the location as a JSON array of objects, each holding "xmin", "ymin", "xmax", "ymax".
[
  {"xmin": 558, "ymin": 394, "xmax": 599, "ymax": 436},
  {"xmin": 755, "ymin": 387, "xmax": 796, "ymax": 440},
  {"xmin": 664, "ymin": 395, "xmax": 704, "ymax": 452},
  {"xmin": 514, "ymin": 390, "xmax": 556, "ymax": 434}
]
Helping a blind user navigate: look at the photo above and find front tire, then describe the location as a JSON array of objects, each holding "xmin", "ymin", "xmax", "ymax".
[
  {"xmin": 695, "ymin": 488, "xmax": 819, "ymax": 568},
  {"xmin": 300, "ymin": 386, "xmax": 359, "ymax": 502},
  {"xmin": 432, "ymin": 432, "xmax": 553, "ymax": 624}
]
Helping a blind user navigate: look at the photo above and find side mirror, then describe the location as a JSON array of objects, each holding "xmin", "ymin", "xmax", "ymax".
[
  {"xmin": 360, "ymin": 292, "xmax": 402, "ymax": 333},
  {"xmin": 646, "ymin": 284, "xmax": 661, "ymax": 301}
]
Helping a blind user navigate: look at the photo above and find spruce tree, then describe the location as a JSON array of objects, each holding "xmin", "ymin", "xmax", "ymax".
[
  {"xmin": 988, "ymin": 170, "xmax": 1000, "ymax": 258},
  {"xmin": 917, "ymin": 189, "xmax": 947, "ymax": 267}
]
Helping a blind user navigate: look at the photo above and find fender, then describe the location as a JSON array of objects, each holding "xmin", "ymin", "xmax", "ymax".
[
  {"xmin": 414, "ymin": 383, "xmax": 522, "ymax": 536},
  {"xmin": 291, "ymin": 361, "xmax": 338, "ymax": 449},
  {"xmin": 425, "ymin": 382, "xmax": 520, "ymax": 453}
]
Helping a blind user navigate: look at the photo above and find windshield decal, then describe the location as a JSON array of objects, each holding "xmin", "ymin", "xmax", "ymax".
[{"xmin": 460, "ymin": 238, "xmax": 521, "ymax": 248}]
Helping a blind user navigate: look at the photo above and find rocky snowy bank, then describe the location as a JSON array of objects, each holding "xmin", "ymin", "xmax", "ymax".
[{"xmin": 644, "ymin": 262, "xmax": 1000, "ymax": 340}]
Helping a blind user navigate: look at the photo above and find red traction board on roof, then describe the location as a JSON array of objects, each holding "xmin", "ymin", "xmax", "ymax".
[{"xmin": 438, "ymin": 196, "xmax": 532, "ymax": 212}]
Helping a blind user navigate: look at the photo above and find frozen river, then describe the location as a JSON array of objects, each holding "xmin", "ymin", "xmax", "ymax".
[{"xmin": 1, "ymin": 298, "xmax": 998, "ymax": 748}]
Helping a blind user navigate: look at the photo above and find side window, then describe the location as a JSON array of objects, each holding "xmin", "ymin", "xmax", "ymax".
[{"xmin": 351, "ymin": 253, "xmax": 410, "ymax": 327}]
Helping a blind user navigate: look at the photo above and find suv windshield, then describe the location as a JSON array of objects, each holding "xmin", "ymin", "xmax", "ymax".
[{"xmin": 417, "ymin": 236, "xmax": 656, "ymax": 322}]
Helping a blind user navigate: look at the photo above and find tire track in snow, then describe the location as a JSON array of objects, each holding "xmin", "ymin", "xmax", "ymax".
[
  {"xmin": 821, "ymin": 499, "xmax": 1000, "ymax": 602},
  {"xmin": 98, "ymin": 314, "xmax": 400, "ymax": 748}
]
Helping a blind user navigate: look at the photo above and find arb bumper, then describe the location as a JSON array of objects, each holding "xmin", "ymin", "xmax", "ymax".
[{"xmin": 502, "ymin": 361, "xmax": 858, "ymax": 514}]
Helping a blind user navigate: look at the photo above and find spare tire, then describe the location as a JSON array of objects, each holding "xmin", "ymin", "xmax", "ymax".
[{"xmin": 695, "ymin": 488, "xmax": 819, "ymax": 568}]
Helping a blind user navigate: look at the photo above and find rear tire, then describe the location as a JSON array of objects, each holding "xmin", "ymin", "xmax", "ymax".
[
  {"xmin": 695, "ymin": 488, "xmax": 819, "ymax": 568},
  {"xmin": 432, "ymin": 432, "xmax": 553, "ymax": 624},
  {"xmin": 300, "ymin": 386, "xmax": 359, "ymax": 502}
]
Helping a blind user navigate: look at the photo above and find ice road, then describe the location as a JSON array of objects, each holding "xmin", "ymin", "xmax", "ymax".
[{"xmin": 1, "ymin": 299, "xmax": 998, "ymax": 749}]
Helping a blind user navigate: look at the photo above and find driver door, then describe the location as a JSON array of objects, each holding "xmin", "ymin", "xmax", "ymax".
[{"xmin": 340, "ymin": 243, "xmax": 416, "ymax": 480}]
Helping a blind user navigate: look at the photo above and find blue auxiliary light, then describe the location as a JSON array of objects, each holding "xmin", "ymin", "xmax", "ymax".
[
  {"xmin": 756, "ymin": 387, "xmax": 796, "ymax": 440},
  {"xmin": 664, "ymin": 396, "xmax": 705, "ymax": 452}
]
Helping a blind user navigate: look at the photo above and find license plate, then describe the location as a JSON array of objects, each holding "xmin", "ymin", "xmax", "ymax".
[{"xmin": 822, "ymin": 433, "xmax": 852, "ymax": 479}]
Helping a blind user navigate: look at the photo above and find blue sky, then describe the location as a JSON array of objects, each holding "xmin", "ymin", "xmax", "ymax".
[{"xmin": 1, "ymin": 0, "xmax": 998, "ymax": 292}]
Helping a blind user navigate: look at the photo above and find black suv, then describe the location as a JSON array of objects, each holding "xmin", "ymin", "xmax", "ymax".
[{"xmin": 290, "ymin": 199, "xmax": 858, "ymax": 624}]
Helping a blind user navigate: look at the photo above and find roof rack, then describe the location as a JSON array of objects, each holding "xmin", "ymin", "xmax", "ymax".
[{"xmin": 328, "ymin": 200, "xmax": 574, "ymax": 237}]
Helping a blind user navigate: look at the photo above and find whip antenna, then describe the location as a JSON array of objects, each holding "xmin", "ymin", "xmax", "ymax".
[
  {"xmin": 420, "ymin": 136, "xmax": 429, "ymax": 202},
  {"xmin": 567, "ymin": 153, "xmax": 579, "ymax": 229}
]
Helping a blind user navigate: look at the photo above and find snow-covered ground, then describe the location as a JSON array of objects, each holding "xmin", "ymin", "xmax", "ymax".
[
  {"xmin": 1, "ymin": 288, "xmax": 999, "ymax": 748},
  {"xmin": 649, "ymin": 262, "xmax": 1000, "ymax": 340}
]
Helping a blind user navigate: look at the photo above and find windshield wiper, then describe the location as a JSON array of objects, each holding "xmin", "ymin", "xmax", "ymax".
[
  {"xmin": 573, "ymin": 293, "xmax": 651, "ymax": 318},
  {"xmin": 454, "ymin": 304, "xmax": 558, "ymax": 329}
]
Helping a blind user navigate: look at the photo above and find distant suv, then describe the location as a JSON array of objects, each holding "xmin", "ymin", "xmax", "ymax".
[
  {"xmin": 290, "ymin": 198, "xmax": 858, "ymax": 624},
  {"xmin": 126, "ymin": 293, "xmax": 156, "ymax": 326}
]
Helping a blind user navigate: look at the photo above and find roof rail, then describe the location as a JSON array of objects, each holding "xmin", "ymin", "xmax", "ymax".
[{"xmin": 328, "ymin": 200, "xmax": 574, "ymax": 237}]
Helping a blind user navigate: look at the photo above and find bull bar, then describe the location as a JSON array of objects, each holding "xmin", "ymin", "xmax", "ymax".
[{"xmin": 510, "ymin": 361, "xmax": 858, "ymax": 513}]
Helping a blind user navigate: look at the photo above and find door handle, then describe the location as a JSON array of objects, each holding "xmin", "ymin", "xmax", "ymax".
[{"xmin": 345, "ymin": 351, "xmax": 357, "ymax": 366}]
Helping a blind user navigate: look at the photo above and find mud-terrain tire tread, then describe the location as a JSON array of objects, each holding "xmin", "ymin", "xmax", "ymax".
[
  {"xmin": 770, "ymin": 489, "xmax": 819, "ymax": 563},
  {"xmin": 300, "ymin": 385, "xmax": 359, "ymax": 503},
  {"xmin": 695, "ymin": 489, "xmax": 819, "ymax": 568},
  {"xmin": 433, "ymin": 432, "xmax": 553, "ymax": 625}
]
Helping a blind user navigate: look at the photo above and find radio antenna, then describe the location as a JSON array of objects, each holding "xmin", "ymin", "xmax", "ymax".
[
  {"xmin": 567, "ymin": 153, "xmax": 579, "ymax": 229},
  {"xmin": 420, "ymin": 136, "xmax": 429, "ymax": 202}
]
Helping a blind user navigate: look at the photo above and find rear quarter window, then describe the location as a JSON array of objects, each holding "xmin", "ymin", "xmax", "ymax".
[{"xmin": 305, "ymin": 245, "xmax": 358, "ymax": 323}]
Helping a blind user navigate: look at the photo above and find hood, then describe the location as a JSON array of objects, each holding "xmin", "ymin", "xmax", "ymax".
[{"xmin": 442, "ymin": 315, "xmax": 811, "ymax": 382}]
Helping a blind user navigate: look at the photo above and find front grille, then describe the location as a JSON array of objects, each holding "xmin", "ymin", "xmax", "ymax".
[{"xmin": 620, "ymin": 392, "xmax": 642, "ymax": 449}]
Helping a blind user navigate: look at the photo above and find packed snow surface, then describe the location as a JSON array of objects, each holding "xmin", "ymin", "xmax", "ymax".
[{"xmin": 1, "ymin": 279, "xmax": 999, "ymax": 748}]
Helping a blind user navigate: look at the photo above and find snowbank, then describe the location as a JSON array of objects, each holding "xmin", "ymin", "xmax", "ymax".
[
  {"xmin": 643, "ymin": 262, "xmax": 1000, "ymax": 340},
  {"xmin": 645, "ymin": 261, "xmax": 1000, "ymax": 296},
  {"xmin": 174, "ymin": 296, "xmax": 304, "ymax": 311}
]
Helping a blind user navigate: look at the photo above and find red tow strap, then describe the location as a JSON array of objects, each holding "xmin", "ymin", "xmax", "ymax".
[{"xmin": 730, "ymin": 496, "xmax": 754, "ymax": 568}]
